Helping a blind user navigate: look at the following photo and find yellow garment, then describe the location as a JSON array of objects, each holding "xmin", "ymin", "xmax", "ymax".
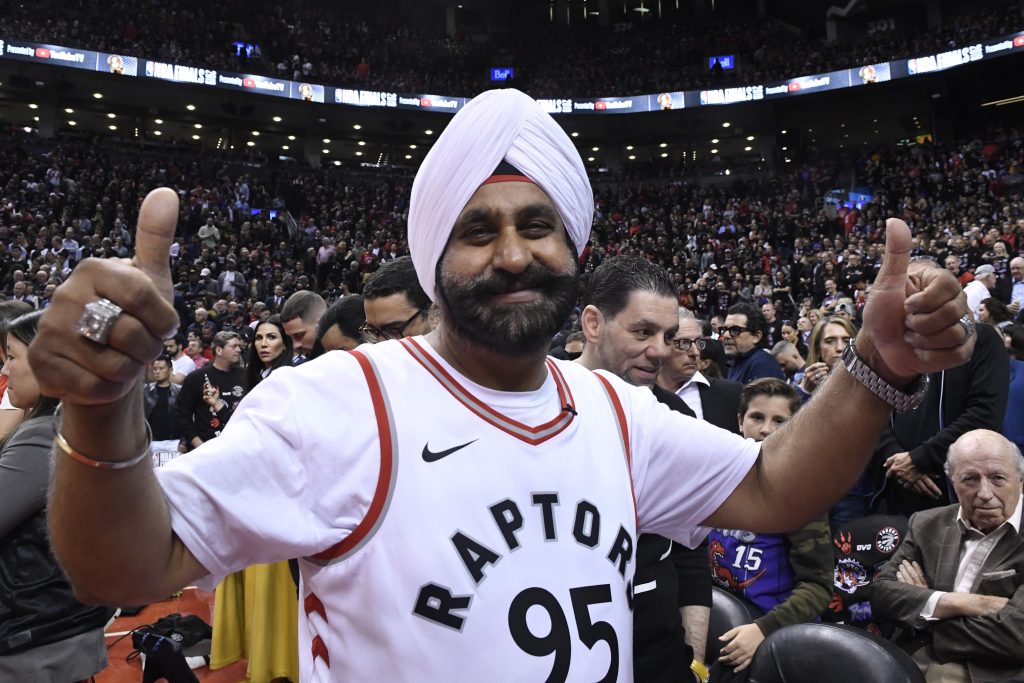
[{"xmin": 210, "ymin": 561, "xmax": 300, "ymax": 683}]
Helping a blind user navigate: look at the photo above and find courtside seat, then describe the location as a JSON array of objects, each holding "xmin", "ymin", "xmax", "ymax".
[{"xmin": 746, "ymin": 623, "xmax": 924, "ymax": 683}]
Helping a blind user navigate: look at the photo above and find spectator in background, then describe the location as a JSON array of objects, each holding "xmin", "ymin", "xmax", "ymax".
[
  {"xmin": 964, "ymin": 264, "xmax": 997, "ymax": 318},
  {"xmin": 720, "ymin": 303, "xmax": 784, "ymax": 384},
  {"xmin": 659, "ymin": 311, "xmax": 743, "ymax": 433},
  {"xmin": 162, "ymin": 335, "xmax": 196, "ymax": 384},
  {"xmin": 184, "ymin": 335, "xmax": 209, "ymax": 369},
  {"xmin": 0, "ymin": 311, "xmax": 113, "ymax": 681},
  {"xmin": 1004, "ymin": 325, "xmax": 1024, "ymax": 454},
  {"xmin": 563, "ymin": 331, "xmax": 585, "ymax": 360},
  {"xmin": 709, "ymin": 379, "xmax": 832, "ymax": 680},
  {"xmin": 312, "ymin": 296, "xmax": 365, "ymax": 358},
  {"xmin": 279, "ymin": 290, "xmax": 326, "ymax": 363},
  {"xmin": 217, "ymin": 260, "xmax": 246, "ymax": 300},
  {"xmin": 143, "ymin": 356, "xmax": 181, "ymax": 456},
  {"xmin": 576, "ymin": 255, "xmax": 711, "ymax": 681},
  {"xmin": 798, "ymin": 316, "xmax": 856, "ymax": 397},
  {"xmin": 699, "ymin": 338, "xmax": 729, "ymax": 379},
  {"xmin": 1008, "ymin": 256, "xmax": 1023, "ymax": 319},
  {"xmin": 770, "ymin": 340, "xmax": 807, "ymax": 384},
  {"xmin": 872, "ymin": 430, "xmax": 1024, "ymax": 683},
  {"xmin": 979, "ymin": 297, "xmax": 1013, "ymax": 330},
  {"xmin": 876, "ymin": 321, "xmax": 1009, "ymax": 518},
  {"xmin": 0, "ymin": 301, "xmax": 32, "ymax": 441},
  {"xmin": 176, "ymin": 331, "xmax": 245, "ymax": 451},
  {"xmin": 360, "ymin": 256, "xmax": 433, "ymax": 343},
  {"xmin": 244, "ymin": 315, "xmax": 293, "ymax": 391}
]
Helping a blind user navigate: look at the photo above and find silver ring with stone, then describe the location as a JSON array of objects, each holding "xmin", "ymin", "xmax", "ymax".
[
  {"xmin": 77, "ymin": 298, "xmax": 124, "ymax": 345},
  {"xmin": 957, "ymin": 314, "xmax": 976, "ymax": 339}
]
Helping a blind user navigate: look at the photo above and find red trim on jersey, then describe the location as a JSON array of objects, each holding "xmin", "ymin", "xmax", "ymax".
[
  {"xmin": 312, "ymin": 350, "xmax": 394, "ymax": 561},
  {"xmin": 311, "ymin": 635, "xmax": 331, "ymax": 667},
  {"xmin": 400, "ymin": 337, "xmax": 575, "ymax": 445},
  {"xmin": 304, "ymin": 593, "xmax": 328, "ymax": 623},
  {"xmin": 481, "ymin": 174, "xmax": 535, "ymax": 185},
  {"xmin": 595, "ymin": 373, "xmax": 638, "ymax": 526}
]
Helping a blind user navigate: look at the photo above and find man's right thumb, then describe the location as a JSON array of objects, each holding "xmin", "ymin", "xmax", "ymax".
[
  {"xmin": 132, "ymin": 187, "xmax": 179, "ymax": 298},
  {"xmin": 875, "ymin": 217, "xmax": 912, "ymax": 290}
]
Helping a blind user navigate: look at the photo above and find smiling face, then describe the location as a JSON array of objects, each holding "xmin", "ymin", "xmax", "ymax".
[
  {"xmin": 589, "ymin": 290, "xmax": 678, "ymax": 388},
  {"xmin": 436, "ymin": 181, "xmax": 577, "ymax": 358}
]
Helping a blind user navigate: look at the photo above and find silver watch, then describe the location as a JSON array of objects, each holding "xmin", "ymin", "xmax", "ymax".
[{"xmin": 841, "ymin": 341, "xmax": 929, "ymax": 412}]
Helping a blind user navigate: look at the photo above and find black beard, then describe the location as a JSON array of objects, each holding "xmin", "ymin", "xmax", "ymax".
[{"xmin": 438, "ymin": 259, "xmax": 578, "ymax": 359}]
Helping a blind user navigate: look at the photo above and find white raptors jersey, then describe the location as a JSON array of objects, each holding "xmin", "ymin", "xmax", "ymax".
[
  {"xmin": 158, "ymin": 337, "xmax": 759, "ymax": 682},
  {"xmin": 300, "ymin": 337, "xmax": 638, "ymax": 681}
]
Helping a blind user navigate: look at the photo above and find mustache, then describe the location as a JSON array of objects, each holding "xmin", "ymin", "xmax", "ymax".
[{"xmin": 462, "ymin": 264, "xmax": 575, "ymax": 297}]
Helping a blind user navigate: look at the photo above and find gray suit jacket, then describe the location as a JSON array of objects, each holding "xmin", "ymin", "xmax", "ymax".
[{"xmin": 872, "ymin": 503, "xmax": 1024, "ymax": 683}]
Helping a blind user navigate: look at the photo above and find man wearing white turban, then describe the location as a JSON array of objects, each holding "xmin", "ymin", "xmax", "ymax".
[{"xmin": 36, "ymin": 88, "xmax": 977, "ymax": 682}]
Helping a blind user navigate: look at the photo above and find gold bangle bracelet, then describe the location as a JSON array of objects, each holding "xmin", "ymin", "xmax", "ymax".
[
  {"xmin": 690, "ymin": 659, "xmax": 709, "ymax": 683},
  {"xmin": 55, "ymin": 424, "xmax": 152, "ymax": 470}
]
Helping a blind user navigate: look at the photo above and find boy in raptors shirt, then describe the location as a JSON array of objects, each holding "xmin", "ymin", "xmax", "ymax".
[{"xmin": 35, "ymin": 89, "xmax": 975, "ymax": 682}]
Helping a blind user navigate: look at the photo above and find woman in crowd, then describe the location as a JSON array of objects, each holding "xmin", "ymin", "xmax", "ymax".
[
  {"xmin": 244, "ymin": 315, "xmax": 294, "ymax": 390},
  {"xmin": 0, "ymin": 311, "xmax": 113, "ymax": 681},
  {"xmin": 709, "ymin": 379, "xmax": 833, "ymax": 681},
  {"xmin": 779, "ymin": 319, "xmax": 808, "ymax": 358},
  {"xmin": 979, "ymin": 297, "xmax": 1013, "ymax": 330},
  {"xmin": 798, "ymin": 315, "xmax": 856, "ymax": 396},
  {"xmin": 211, "ymin": 314, "xmax": 298, "ymax": 683}
]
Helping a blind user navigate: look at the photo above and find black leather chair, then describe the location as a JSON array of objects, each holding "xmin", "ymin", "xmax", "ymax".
[
  {"xmin": 707, "ymin": 586, "xmax": 765, "ymax": 665},
  {"xmin": 746, "ymin": 623, "xmax": 925, "ymax": 683}
]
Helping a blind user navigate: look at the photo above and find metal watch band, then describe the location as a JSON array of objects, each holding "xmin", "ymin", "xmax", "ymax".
[{"xmin": 841, "ymin": 341, "xmax": 928, "ymax": 413}]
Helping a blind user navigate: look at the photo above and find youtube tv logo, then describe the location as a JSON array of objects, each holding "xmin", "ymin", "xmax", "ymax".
[
  {"xmin": 595, "ymin": 101, "xmax": 607, "ymax": 110},
  {"xmin": 1014, "ymin": 35, "xmax": 1024, "ymax": 47},
  {"xmin": 35, "ymin": 47, "xmax": 50, "ymax": 59},
  {"xmin": 243, "ymin": 78, "xmax": 255, "ymax": 88},
  {"xmin": 420, "ymin": 98, "xmax": 431, "ymax": 107},
  {"xmin": 788, "ymin": 82, "xmax": 801, "ymax": 92}
]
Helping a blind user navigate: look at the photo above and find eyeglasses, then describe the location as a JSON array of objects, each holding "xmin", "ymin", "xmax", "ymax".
[
  {"xmin": 716, "ymin": 325, "xmax": 749, "ymax": 337},
  {"xmin": 671, "ymin": 337, "xmax": 707, "ymax": 352},
  {"xmin": 359, "ymin": 310, "xmax": 426, "ymax": 343}
]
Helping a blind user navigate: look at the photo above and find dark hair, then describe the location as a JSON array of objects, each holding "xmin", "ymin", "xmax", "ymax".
[
  {"xmin": 312, "ymin": 295, "xmax": 365, "ymax": 359},
  {"xmin": 280, "ymin": 290, "xmax": 327, "ymax": 324},
  {"xmin": 363, "ymin": 256, "xmax": 431, "ymax": 311},
  {"xmin": 980, "ymin": 297, "xmax": 1011, "ymax": 324},
  {"xmin": 152, "ymin": 355, "xmax": 172, "ymax": 369},
  {"xmin": 738, "ymin": 377, "xmax": 801, "ymax": 419},
  {"xmin": 726, "ymin": 302, "xmax": 769, "ymax": 347},
  {"xmin": 168, "ymin": 333, "xmax": 185, "ymax": 348},
  {"xmin": 699, "ymin": 337, "xmax": 727, "ymax": 378},
  {"xmin": 1006, "ymin": 324, "xmax": 1024, "ymax": 361},
  {"xmin": 0, "ymin": 300, "xmax": 33, "ymax": 321},
  {"xmin": 246, "ymin": 315, "xmax": 293, "ymax": 390},
  {"xmin": 584, "ymin": 255, "xmax": 675, "ymax": 319},
  {"xmin": 565, "ymin": 331, "xmax": 586, "ymax": 345},
  {"xmin": 1, "ymin": 311, "xmax": 59, "ymax": 421}
]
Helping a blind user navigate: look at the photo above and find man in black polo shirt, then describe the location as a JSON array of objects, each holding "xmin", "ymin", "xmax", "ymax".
[{"xmin": 176, "ymin": 331, "xmax": 245, "ymax": 451}]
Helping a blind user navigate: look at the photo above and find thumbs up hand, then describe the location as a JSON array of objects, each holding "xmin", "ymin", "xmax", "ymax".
[
  {"xmin": 30, "ymin": 188, "xmax": 181, "ymax": 405},
  {"xmin": 856, "ymin": 218, "xmax": 974, "ymax": 387}
]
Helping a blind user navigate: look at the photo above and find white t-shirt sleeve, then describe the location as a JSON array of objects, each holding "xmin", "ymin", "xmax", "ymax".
[
  {"xmin": 600, "ymin": 372, "xmax": 760, "ymax": 548},
  {"xmin": 0, "ymin": 389, "xmax": 14, "ymax": 410},
  {"xmin": 156, "ymin": 353, "xmax": 383, "ymax": 587}
]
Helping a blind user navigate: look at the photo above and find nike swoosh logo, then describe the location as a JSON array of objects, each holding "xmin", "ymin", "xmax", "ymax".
[{"xmin": 422, "ymin": 440, "xmax": 477, "ymax": 462}]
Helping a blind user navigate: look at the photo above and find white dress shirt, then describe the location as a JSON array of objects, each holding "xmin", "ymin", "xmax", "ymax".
[{"xmin": 674, "ymin": 371, "xmax": 711, "ymax": 420}]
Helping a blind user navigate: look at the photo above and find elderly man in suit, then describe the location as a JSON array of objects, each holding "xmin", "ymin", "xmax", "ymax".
[
  {"xmin": 658, "ymin": 310, "xmax": 743, "ymax": 433},
  {"xmin": 873, "ymin": 429, "xmax": 1024, "ymax": 683}
]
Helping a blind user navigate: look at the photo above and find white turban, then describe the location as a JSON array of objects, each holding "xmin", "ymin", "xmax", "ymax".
[{"xmin": 408, "ymin": 88, "xmax": 593, "ymax": 300}]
